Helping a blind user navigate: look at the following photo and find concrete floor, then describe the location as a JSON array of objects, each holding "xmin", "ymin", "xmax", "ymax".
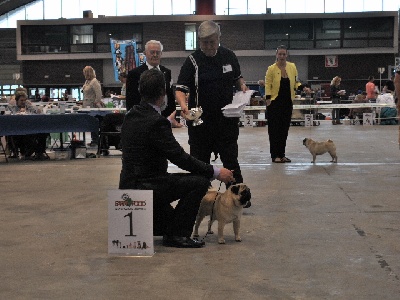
[{"xmin": 1, "ymin": 122, "xmax": 400, "ymax": 299}]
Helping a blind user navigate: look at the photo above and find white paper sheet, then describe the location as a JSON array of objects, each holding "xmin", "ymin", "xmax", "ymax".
[{"xmin": 222, "ymin": 90, "xmax": 255, "ymax": 117}]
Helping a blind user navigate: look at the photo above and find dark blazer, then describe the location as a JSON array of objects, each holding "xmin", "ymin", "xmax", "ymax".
[
  {"xmin": 119, "ymin": 102, "xmax": 213, "ymax": 189},
  {"xmin": 125, "ymin": 64, "xmax": 176, "ymax": 117}
]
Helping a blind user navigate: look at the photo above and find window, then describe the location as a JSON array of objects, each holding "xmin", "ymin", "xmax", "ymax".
[
  {"xmin": 97, "ymin": 0, "xmax": 116, "ymax": 16},
  {"xmin": 26, "ymin": 0, "xmax": 43, "ymax": 20},
  {"xmin": 62, "ymin": 0, "xmax": 80, "ymax": 19},
  {"xmin": 7, "ymin": 7, "xmax": 26, "ymax": 28},
  {"xmin": 267, "ymin": 0, "xmax": 285, "ymax": 14},
  {"xmin": 264, "ymin": 19, "xmax": 313, "ymax": 49},
  {"xmin": 185, "ymin": 24, "xmax": 196, "ymax": 50},
  {"xmin": 154, "ymin": 0, "xmax": 172, "ymax": 15},
  {"xmin": 368, "ymin": 17, "xmax": 393, "ymax": 38},
  {"xmin": 0, "ymin": 85, "xmax": 22, "ymax": 96},
  {"xmin": 21, "ymin": 25, "xmax": 69, "ymax": 54},
  {"xmin": 116, "ymin": 0, "xmax": 136, "ymax": 16},
  {"xmin": 264, "ymin": 16, "xmax": 394, "ymax": 50},
  {"xmin": 224, "ymin": 0, "xmax": 247, "ymax": 15},
  {"xmin": 343, "ymin": 19, "xmax": 368, "ymax": 38},
  {"xmin": 71, "ymin": 25, "xmax": 93, "ymax": 53},
  {"xmin": 247, "ymin": 0, "xmax": 267, "ymax": 14},
  {"xmin": 94, "ymin": 23, "xmax": 142, "ymax": 52},
  {"xmin": 44, "ymin": 0, "xmax": 61, "ymax": 19},
  {"xmin": 172, "ymin": 0, "xmax": 195, "ymax": 14},
  {"xmin": 325, "ymin": 0, "xmax": 343, "ymax": 12},
  {"xmin": 315, "ymin": 19, "xmax": 341, "ymax": 39},
  {"xmin": 343, "ymin": 17, "xmax": 393, "ymax": 48}
]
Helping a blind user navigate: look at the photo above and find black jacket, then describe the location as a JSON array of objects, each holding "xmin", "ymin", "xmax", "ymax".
[
  {"xmin": 119, "ymin": 102, "xmax": 214, "ymax": 189},
  {"xmin": 125, "ymin": 64, "xmax": 175, "ymax": 117}
]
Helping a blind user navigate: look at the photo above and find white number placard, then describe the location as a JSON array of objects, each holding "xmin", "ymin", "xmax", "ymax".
[
  {"xmin": 304, "ymin": 114, "xmax": 313, "ymax": 127},
  {"xmin": 108, "ymin": 190, "xmax": 154, "ymax": 256},
  {"xmin": 363, "ymin": 113, "xmax": 373, "ymax": 126},
  {"xmin": 244, "ymin": 114, "xmax": 253, "ymax": 127}
]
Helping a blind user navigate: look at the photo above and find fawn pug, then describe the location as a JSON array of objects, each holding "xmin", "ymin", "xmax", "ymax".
[
  {"xmin": 303, "ymin": 138, "xmax": 337, "ymax": 163},
  {"xmin": 193, "ymin": 184, "xmax": 251, "ymax": 244}
]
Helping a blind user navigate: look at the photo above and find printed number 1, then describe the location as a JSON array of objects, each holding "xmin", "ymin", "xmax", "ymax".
[{"xmin": 124, "ymin": 212, "xmax": 136, "ymax": 236}]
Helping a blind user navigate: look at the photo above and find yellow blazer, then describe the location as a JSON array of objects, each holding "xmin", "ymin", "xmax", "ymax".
[{"xmin": 265, "ymin": 62, "xmax": 299, "ymax": 101}]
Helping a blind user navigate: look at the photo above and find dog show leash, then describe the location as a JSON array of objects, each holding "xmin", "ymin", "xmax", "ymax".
[{"xmin": 196, "ymin": 181, "xmax": 222, "ymax": 243}]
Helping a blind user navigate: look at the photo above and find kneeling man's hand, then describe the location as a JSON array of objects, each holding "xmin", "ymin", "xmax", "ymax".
[{"xmin": 217, "ymin": 168, "xmax": 235, "ymax": 184}]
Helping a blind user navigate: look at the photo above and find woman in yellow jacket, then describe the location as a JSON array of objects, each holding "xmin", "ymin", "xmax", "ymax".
[{"xmin": 265, "ymin": 45, "xmax": 299, "ymax": 163}]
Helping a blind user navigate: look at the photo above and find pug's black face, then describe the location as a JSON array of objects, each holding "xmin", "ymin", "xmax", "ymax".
[{"xmin": 230, "ymin": 184, "xmax": 251, "ymax": 206}]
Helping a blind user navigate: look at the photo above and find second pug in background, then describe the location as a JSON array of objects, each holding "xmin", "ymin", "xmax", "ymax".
[{"xmin": 303, "ymin": 138, "xmax": 337, "ymax": 163}]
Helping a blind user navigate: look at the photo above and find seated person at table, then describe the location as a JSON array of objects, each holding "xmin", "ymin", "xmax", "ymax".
[
  {"xmin": 348, "ymin": 92, "xmax": 371, "ymax": 124},
  {"xmin": 8, "ymin": 90, "xmax": 49, "ymax": 160},
  {"xmin": 119, "ymin": 69, "xmax": 235, "ymax": 248}
]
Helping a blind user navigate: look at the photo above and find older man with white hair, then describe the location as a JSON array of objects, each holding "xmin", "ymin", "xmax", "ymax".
[
  {"xmin": 125, "ymin": 40, "xmax": 180, "ymax": 126},
  {"xmin": 175, "ymin": 20, "xmax": 251, "ymax": 207}
]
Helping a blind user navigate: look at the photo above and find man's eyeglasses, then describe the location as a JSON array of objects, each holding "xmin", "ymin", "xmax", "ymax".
[{"xmin": 149, "ymin": 50, "xmax": 161, "ymax": 56}]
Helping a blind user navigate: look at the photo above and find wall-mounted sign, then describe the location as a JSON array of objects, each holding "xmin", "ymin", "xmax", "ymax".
[{"xmin": 325, "ymin": 55, "xmax": 338, "ymax": 67}]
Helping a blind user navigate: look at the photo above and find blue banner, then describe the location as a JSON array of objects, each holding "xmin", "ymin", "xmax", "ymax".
[{"xmin": 110, "ymin": 39, "xmax": 137, "ymax": 81}]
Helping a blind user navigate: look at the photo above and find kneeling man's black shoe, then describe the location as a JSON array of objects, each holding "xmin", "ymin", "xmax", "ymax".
[{"xmin": 163, "ymin": 236, "xmax": 205, "ymax": 248}]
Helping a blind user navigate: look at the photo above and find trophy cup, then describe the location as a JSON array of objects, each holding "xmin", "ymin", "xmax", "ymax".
[{"xmin": 185, "ymin": 106, "xmax": 203, "ymax": 126}]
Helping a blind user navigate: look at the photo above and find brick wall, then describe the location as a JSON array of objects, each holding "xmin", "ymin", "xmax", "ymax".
[{"xmin": 143, "ymin": 22, "xmax": 185, "ymax": 51}]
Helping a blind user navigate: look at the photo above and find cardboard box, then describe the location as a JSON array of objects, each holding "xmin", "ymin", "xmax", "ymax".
[
  {"xmin": 54, "ymin": 148, "xmax": 71, "ymax": 160},
  {"xmin": 74, "ymin": 147, "xmax": 87, "ymax": 159}
]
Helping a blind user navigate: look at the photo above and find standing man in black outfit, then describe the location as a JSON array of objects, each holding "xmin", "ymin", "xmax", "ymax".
[
  {"xmin": 125, "ymin": 40, "xmax": 181, "ymax": 127},
  {"xmin": 175, "ymin": 20, "xmax": 249, "ymax": 195},
  {"xmin": 119, "ymin": 69, "xmax": 235, "ymax": 248}
]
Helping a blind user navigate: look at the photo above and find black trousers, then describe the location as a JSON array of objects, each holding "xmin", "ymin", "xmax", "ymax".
[
  {"xmin": 11, "ymin": 133, "xmax": 48, "ymax": 157},
  {"xmin": 266, "ymin": 97, "xmax": 293, "ymax": 159},
  {"xmin": 121, "ymin": 173, "xmax": 210, "ymax": 237},
  {"xmin": 188, "ymin": 115, "xmax": 243, "ymax": 184},
  {"xmin": 331, "ymin": 98, "xmax": 340, "ymax": 122}
]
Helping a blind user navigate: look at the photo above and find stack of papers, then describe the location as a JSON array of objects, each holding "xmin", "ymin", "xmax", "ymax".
[{"xmin": 222, "ymin": 90, "xmax": 254, "ymax": 117}]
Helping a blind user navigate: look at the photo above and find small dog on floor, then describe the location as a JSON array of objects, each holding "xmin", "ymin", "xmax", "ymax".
[
  {"xmin": 193, "ymin": 183, "xmax": 251, "ymax": 244},
  {"xmin": 303, "ymin": 138, "xmax": 337, "ymax": 163}
]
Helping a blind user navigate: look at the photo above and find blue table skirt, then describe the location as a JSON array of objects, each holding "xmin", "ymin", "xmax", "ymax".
[{"xmin": 0, "ymin": 114, "xmax": 99, "ymax": 136}]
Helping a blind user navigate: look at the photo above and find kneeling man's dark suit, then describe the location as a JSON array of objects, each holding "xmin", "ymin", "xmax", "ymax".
[{"xmin": 119, "ymin": 102, "xmax": 212, "ymax": 236}]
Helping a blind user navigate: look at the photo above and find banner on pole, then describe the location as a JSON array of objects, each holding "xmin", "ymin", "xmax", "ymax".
[{"xmin": 110, "ymin": 39, "xmax": 137, "ymax": 81}]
